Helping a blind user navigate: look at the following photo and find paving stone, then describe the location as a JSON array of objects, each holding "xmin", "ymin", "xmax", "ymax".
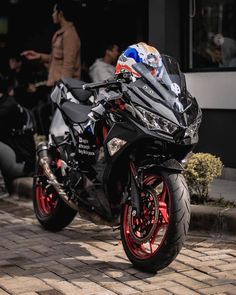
[
  {"xmin": 181, "ymin": 248, "xmax": 205, "ymax": 258},
  {"xmin": 134, "ymin": 280, "xmax": 179, "ymax": 292},
  {"xmin": 0, "ymin": 277, "xmax": 51, "ymax": 294},
  {"xmin": 131, "ymin": 291, "xmax": 171, "ymax": 295},
  {"xmin": 206, "ymin": 278, "xmax": 236, "ymax": 287},
  {"xmin": 37, "ymin": 291, "xmax": 63, "ymax": 295},
  {"xmin": 56, "ymin": 257, "xmax": 86, "ymax": 270},
  {"xmin": 169, "ymin": 261, "xmax": 193, "ymax": 273},
  {"xmin": 176, "ymin": 254, "xmax": 202, "ymax": 267},
  {"xmin": 214, "ymin": 262, "xmax": 236, "ymax": 271},
  {"xmin": 166, "ymin": 284, "xmax": 200, "ymax": 294},
  {"xmin": 101, "ymin": 281, "xmax": 138, "ymax": 295},
  {"xmin": 199, "ymin": 284, "xmax": 236, "ymax": 294},
  {"xmin": 35, "ymin": 271, "xmax": 64, "ymax": 283},
  {"xmin": 181, "ymin": 269, "xmax": 215, "ymax": 281},
  {"xmin": 193, "ymin": 265, "xmax": 220, "ymax": 274},
  {"xmin": 172, "ymin": 274, "xmax": 209, "ymax": 289},
  {"xmin": 213, "ymin": 270, "xmax": 236, "ymax": 280},
  {"xmin": 195, "ymin": 259, "xmax": 226, "ymax": 267},
  {"xmin": 44, "ymin": 281, "xmax": 82, "ymax": 295},
  {"xmin": 0, "ymin": 288, "xmax": 10, "ymax": 295},
  {"xmin": 72, "ymin": 277, "xmax": 118, "ymax": 294},
  {"xmin": 198, "ymin": 254, "xmax": 233, "ymax": 261}
]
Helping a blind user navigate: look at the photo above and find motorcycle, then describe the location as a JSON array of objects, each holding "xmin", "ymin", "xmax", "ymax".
[{"xmin": 33, "ymin": 54, "xmax": 202, "ymax": 273}]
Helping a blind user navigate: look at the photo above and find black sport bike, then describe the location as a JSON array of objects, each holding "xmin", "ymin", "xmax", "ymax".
[{"xmin": 33, "ymin": 55, "xmax": 202, "ymax": 273}]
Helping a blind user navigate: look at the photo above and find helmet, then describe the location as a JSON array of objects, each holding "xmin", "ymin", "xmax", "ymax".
[{"xmin": 115, "ymin": 42, "xmax": 164, "ymax": 79}]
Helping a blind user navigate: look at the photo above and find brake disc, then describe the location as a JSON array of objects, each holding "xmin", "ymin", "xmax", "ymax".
[{"xmin": 127, "ymin": 188, "xmax": 159, "ymax": 244}]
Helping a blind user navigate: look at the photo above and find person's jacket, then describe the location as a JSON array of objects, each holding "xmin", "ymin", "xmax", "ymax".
[{"xmin": 42, "ymin": 22, "xmax": 81, "ymax": 86}]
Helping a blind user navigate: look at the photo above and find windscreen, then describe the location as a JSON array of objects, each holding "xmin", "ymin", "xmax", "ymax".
[
  {"xmin": 161, "ymin": 55, "xmax": 187, "ymax": 97},
  {"xmin": 132, "ymin": 55, "xmax": 188, "ymax": 113}
]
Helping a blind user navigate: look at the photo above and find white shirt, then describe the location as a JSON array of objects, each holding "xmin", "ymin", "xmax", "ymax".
[{"xmin": 89, "ymin": 58, "xmax": 115, "ymax": 82}]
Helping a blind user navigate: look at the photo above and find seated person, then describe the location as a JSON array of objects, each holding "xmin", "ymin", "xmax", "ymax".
[
  {"xmin": 89, "ymin": 42, "xmax": 120, "ymax": 82},
  {"xmin": 213, "ymin": 34, "xmax": 236, "ymax": 67},
  {"xmin": 0, "ymin": 74, "xmax": 36, "ymax": 195},
  {"xmin": 6, "ymin": 52, "xmax": 39, "ymax": 110}
]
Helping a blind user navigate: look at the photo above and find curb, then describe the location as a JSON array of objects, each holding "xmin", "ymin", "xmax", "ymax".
[
  {"xmin": 10, "ymin": 178, "xmax": 236, "ymax": 235},
  {"xmin": 190, "ymin": 204, "xmax": 236, "ymax": 235}
]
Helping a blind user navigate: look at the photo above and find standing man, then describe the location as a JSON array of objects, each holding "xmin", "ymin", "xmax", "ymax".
[
  {"xmin": 21, "ymin": 0, "xmax": 81, "ymax": 86},
  {"xmin": 21, "ymin": 0, "xmax": 81, "ymax": 135}
]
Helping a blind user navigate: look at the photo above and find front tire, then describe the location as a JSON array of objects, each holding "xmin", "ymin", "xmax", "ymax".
[
  {"xmin": 120, "ymin": 171, "xmax": 190, "ymax": 273},
  {"xmin": 33, "ymin": 162, "xmax": 77, "ymax": 232}
]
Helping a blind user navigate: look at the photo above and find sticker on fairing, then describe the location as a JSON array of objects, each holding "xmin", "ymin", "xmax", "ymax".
[{"xmin": 170, "ymin": 83, "xmax": 181, "ymax": 96}]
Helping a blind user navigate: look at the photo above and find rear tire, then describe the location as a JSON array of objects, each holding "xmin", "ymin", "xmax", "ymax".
[
  {"xmin": 33, "ymin": 162, "xmax": 77, "ymax": 232},
  {"xmin": 120, "ymin": 171, "xmax": 190, "ymax": 273}
]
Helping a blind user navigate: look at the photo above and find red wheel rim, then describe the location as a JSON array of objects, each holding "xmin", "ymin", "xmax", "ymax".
[
  {"xmin": 123, "ymin": 175, "xmax": 170, "ymax": 259},
  {"xmin": 35, "ymin": 165, "xmax": 59, "ymax": 217}
]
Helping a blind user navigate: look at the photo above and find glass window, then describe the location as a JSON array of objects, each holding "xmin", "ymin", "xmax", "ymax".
[
  {"xmin": 0, "ymin": 16, "xmax": 8, "ymax": 34},
  {"xmin": 189, "ymin": 0, "xmax": 236, "ymax": 70}
]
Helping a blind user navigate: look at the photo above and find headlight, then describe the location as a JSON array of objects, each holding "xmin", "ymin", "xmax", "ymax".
[
  {"xmin": 107, "ymin": 138, "xmax": 127, "ymax": 156},
  {"xmin": 136, "ymin": 106, "xmax": 178, "ymax": 134},
  {"xmin": 185, "ymin": 116, "xmax": 202, "ymax": 138}
]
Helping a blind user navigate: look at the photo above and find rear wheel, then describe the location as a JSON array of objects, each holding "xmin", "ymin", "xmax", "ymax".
[
  {"xmin": 120, "ymin": 171, "xmax": 190, "ymax": 273},
  {"xmin": 33, "ymin": 160, "xmax": 77, "ymax": 232}
]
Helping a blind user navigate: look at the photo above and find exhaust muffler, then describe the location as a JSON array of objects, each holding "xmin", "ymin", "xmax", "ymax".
[{"xmin": 37, "ymin": 142, "xmax": 79, "ymax": 211}]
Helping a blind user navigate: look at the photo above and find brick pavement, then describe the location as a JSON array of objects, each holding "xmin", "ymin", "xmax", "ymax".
[{"xmin": 0, "ymin": 197, "xmax": 236, "ymax": 295}]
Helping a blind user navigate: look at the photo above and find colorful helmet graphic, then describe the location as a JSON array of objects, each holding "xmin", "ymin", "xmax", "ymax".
[{"xmin": 115, "ymin": 42, "xmax": 164, "ymax": 79}]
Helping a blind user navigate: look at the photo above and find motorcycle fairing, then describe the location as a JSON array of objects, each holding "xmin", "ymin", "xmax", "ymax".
[
  {"xmin": 126, "ymin": 80, "xmax": 180, "ymax": 125},
  {"xmin": 130, "ymin": 57, "xmax": 201, "ymax": 128},
  {"xmin": 103, "ymin": 121, "xmax": 149, "ymax": 162}
]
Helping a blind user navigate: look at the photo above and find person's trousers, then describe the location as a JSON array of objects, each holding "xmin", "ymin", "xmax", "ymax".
[{"xmin": 0, "ymin": 141, "xmax": 26, "ymax": 193}]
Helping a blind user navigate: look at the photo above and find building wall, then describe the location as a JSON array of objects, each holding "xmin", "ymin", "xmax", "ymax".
[
  {"xmin": 194, "ymin": 109, "xmax": 236, "ymax": 167},
  {"xmin": 148, "ymin": 0, "xmax": 236, "ymax": 168},
  {"xmin": 148, "ymin": 0, "xmax": 181, "ymax": 61},
  {"xmin": 186, "ymin": 72, "xmax": 236, "ymax": 109},
  {"xmin": 186, "ymin": 72, "xmax": 236, "ymax": 168}
]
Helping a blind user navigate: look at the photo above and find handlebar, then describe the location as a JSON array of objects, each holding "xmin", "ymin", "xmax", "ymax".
[{"xmin": 82, "ymin": 79, "xmax": 121, "ymax": 90}]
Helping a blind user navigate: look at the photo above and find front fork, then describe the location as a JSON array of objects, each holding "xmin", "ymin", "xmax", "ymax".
[{"xmin": 129, "ymin": 161, "xmax": 143, "ymax": 218}]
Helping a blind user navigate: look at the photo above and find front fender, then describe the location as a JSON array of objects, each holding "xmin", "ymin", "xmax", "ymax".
[{"xmin": 158, "ymin": 158, "xmax": 183, "ymax": 172}]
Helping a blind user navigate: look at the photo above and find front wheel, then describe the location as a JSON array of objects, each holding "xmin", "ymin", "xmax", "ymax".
[{"xmin": 120, "ymin": 171, "xmax": 190, "ymax": 273}]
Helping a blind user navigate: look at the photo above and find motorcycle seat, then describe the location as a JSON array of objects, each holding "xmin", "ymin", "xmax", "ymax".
[
  {"xmin": 61, "ymin": 77, "xmax": 92, "ymax": 103},
  {"xmin": 61, "ymin": 101, "xmax": 91, "ymax": 123}
]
